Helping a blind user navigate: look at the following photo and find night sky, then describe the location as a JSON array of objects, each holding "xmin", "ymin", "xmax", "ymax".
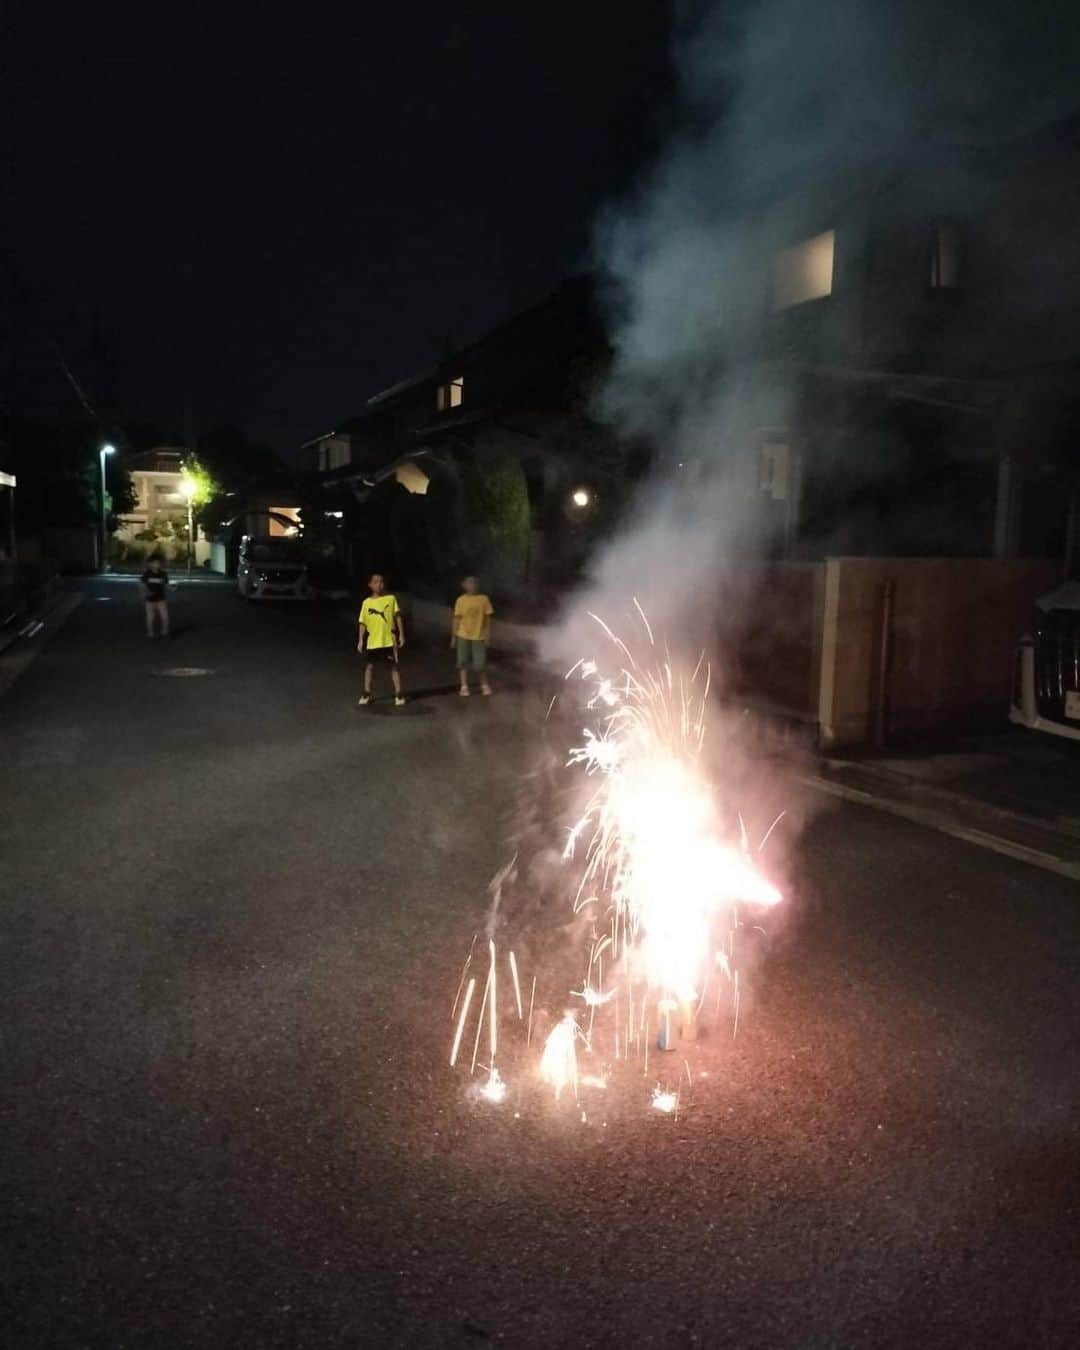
[{"xmin": 7, "ymin": 3, "xmax": 674, "ymax": 452}]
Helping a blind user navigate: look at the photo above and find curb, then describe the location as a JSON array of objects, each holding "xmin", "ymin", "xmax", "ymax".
[
  {"xmin": 801, "ymin": 765, "xmax": 1080, "ymax": 882},
  {"xmin": 824, "ymin": 754, "xmax": 1080, "ymax": 841},
  {"xmin": 0, "ymin": 591, "xmax": 84, "ymax": 699}
]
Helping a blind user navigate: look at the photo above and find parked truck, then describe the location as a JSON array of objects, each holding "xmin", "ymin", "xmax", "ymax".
[{"xmin": 1010, "ymin": 581, "xmax": 1080, "ymax": 742}]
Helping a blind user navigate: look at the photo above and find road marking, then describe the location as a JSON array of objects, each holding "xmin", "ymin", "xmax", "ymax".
[
  {"xmin": 798, "ymin": 773, "xmax": 1080, "ymax": 882},
  {"xmin": 153, "ymin": 667, "xmax": 215, "ymax": 678}
]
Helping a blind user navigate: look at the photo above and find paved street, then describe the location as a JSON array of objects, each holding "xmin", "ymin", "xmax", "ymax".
[{"xmin": 3, "ymin": 580, "xmax": 1079, "ymax": 1348}]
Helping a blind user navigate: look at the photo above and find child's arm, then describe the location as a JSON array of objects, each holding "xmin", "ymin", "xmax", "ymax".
[
  {"xmin": 450, "ymin": 603, "xmax": 459, "ymax": 648},
  {"xmin": 394, "ymin": 600, "xmax": 405, "ymax": 649},
  {"xmin": 357, "ymin": 615, "xmax": 366, "ymax": 653}
]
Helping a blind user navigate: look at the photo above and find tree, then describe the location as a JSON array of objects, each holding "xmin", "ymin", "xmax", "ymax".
[
  {"xmin": 179, "ymin": 454, "xmax": 219, "ymax": 512},
  {"xmin": 459, "ymin": 449, "xmax": 530, "ymax": 586},
  {"xmin": 104, "ymin": 454, "xmax": 138, "ymax": 526}
]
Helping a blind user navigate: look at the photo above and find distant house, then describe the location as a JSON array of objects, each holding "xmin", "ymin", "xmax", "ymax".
[
  {"xmin": 119, "ymin": 447, "xmax": 188, "ymax": 534},
  {"xmin": 115, "ymin": 447, "xmax": 211, "ymax": 566}
]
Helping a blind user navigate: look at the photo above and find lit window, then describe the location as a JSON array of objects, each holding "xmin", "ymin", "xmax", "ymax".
[
  {"xmin": 436, "ymin": 376, "xmax": 464, "ymax": 411},
  {"xmin": 395, "ymin": 461, "xmax": 430, "ymax": 495},
  {"xmin": 268, "ymin": 507, "xmax": 301, "ymax": 537},
  {"xmin": 773, "ymin": 230, "xmax": 835, "ymax": 310},
  {"xmin": 930, "ymin": 223, "xmax": 960, "ymax": 289}
]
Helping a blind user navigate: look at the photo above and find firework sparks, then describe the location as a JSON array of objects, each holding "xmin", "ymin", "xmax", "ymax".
[
  {"xmin": 508, "ymin": 950, "xmax": 523, "ymax": 1020},
  {"xmin": 563, "ymin": 614, "xmax": 782, "ymax": 1016},
  {"xmin": 450, "ymin": 977, "xmax": 476, "ymax": 1068},
  {"xmin": 479, "ymin": 1067, "xmax": 507, "ymax": 1104},
  {"xmin": 572, "ymin": 984, "xmax": 615, "ymax": 1008},
  {"xmin": 449, "ymin": 603, "xmax": 786, "ymax": 1117},
  {"xmin": 540, "ymin": 1012, "xmax": 582, "ymax": 1102},
  {"xmin": 651, "ymin": 1086, "xmax": 678, "ymax": 1114}
]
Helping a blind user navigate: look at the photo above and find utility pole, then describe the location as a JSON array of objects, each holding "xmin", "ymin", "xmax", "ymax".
[{"xmin": 99, "ymin": 443, "xmax": 116, "ymax": 571}]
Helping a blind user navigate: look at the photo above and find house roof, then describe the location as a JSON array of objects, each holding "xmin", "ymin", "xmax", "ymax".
[{"xmin": 124, "ymin": 447, "xmax": 186, "ymax": 473}]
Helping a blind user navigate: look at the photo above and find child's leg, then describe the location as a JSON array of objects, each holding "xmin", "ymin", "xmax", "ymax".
[
  {"xmin": 391, "ymin": 665, "xmax": 402, "ymax": 695},
  {"xmin": 476, "ymin": 641, "xmax": 491, "ymax": 694},
  {"xmin": 160, "ymin": 601, "xmax": 170, "ymax": 637},
  {"xmin": 363, "ymin": 661, "xmax": 374, "ymax": 694},
  {"xmin": 145, "ymin": 601, "xmax": 154, "ymax": 636}
]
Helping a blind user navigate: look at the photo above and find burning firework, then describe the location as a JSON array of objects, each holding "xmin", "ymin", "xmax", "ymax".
[
  {"xmin": 562, "ymin": 614, "xmax": 781, "ymax": 1025},
  {"xmin": 449, "ymin": 606, "xmax": 784, "ymax": 1113}
]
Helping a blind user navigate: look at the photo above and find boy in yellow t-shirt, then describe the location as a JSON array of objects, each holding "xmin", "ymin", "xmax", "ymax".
[
  {"xmin": 357, "ymin": 573, "xmax": 406, "ymax": 706},
  {"xmin": 451, "ymin": 576, "xmax": 494, "ymax": 696}
]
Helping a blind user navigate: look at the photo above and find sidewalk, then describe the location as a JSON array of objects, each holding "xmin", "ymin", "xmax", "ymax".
[
  {"xmin": 0, "ymin": 588, "xmax": 84, "ymax": 698},
  {"xmin": 803, "ymin": 729, "xmax": 1080, "ymax": 881}
]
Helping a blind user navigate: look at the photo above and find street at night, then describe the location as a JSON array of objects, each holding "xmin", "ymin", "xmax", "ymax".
[
  {"xmin": 9, "ymin": 2, "xmax": 1080, "ymax": 1344},
  {"xmin": 3, "ymin": 586, "xmax": 1077, "ymax": 1347}
]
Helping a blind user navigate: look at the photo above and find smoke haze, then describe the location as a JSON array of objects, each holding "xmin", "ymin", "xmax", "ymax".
[{"xmin": 556, "ymin": 0, "xmax": 1080, "ymax": 662}]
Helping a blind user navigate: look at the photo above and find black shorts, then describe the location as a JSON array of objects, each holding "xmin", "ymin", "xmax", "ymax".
[{"xmin": 364, "ymin": 646, "xmax": 398, "ymax": 665}]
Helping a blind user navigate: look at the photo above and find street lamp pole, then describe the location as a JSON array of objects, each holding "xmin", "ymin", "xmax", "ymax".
[
  {"xmin": 180, "ymin": 476, "xmax": 197, "ymax": 575},
  {"xmin": 99, "ymin": 443, "xmax": 116, "ymax": 572}
]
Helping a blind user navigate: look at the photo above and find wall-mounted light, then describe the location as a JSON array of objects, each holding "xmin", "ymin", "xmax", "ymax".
[{"xmin": 570, "ymin": 487, "xmax": 591, "ymax": 509}]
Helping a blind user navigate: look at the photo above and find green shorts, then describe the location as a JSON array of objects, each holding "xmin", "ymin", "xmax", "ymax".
[{"xmin": 456, "ymin": 638, "xmax": 488, "ymax": 671}]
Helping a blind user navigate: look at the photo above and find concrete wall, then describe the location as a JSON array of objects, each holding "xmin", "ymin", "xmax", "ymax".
[
  {"xmin": 729, "ymin": 563, "xmax": 825, "ymax": 723},
  {"xmin": 818, "ymin": 557, "xmax": 1059, "ymax": 748}
]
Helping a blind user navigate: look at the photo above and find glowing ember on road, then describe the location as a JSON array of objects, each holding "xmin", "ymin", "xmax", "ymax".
[
  {"xmin": 651, "ymin": 1086, "xmax": 678, "ymax": 1114},
  {"xmin": 479, "ymin": 1068, "xmax": 507, "ymax": 1104}
]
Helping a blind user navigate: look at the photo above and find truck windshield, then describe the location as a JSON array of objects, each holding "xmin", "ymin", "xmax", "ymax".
[{"xmin": 248, "ymin": 541, "xmax": 304, "ymax": 563}]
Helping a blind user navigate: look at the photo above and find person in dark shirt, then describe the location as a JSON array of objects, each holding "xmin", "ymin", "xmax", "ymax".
[{"xmin": 141, "ymin": 556, "xmax": 170, "ymax": 637}]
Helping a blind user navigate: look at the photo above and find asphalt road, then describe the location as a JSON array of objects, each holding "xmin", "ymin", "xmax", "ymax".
[{"xmin": 3, "ymin": 579, "xmax": 1078, "ymax": 1348}]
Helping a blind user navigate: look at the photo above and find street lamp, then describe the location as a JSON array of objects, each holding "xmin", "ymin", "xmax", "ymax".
[
  {"xmin": 179, "ymin": 475, "xmax": 197, "ymax": 574},
  {"xmin": 99, "ymin": 443, "xmax": 116, "ymax": 571}
]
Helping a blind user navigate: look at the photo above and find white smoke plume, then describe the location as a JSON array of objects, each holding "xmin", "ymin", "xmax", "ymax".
[{"xmin": 554, "ymin": 0, "xmax": 1080, "ymax": 665}]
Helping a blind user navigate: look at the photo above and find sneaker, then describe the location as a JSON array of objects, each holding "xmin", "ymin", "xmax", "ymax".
[
  {"xmin": 458, "ymin": 686, "xmax": 470, "ymax": 697},
  {"xmin": 357, "ymin": 694, "xmax": 371, "ymax": 706},
  {"xmin": 394, "ymin": 696, "xmax": 406, "ymax": 707},
  {"xmin": 480, "ymin": 684, "xmax": 492, "ymax": 697}
]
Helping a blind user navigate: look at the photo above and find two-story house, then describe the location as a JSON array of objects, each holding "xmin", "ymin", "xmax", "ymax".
[
  {"xmin": 305, "ymin": 277, "xmax": 629, "ymax": 596},
  {"xmin": 729, "ymin": 115, "xmax": 1080, "ymax": 568}
]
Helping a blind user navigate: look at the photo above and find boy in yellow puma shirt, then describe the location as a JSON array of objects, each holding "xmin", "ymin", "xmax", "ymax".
[
  {"xmin": 358, "ymin": 573, "xmax": 406, "ymax": 706},
  {"xmin": 450, "ymin": 576, "xmax": 494, "ymax": 696}
]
